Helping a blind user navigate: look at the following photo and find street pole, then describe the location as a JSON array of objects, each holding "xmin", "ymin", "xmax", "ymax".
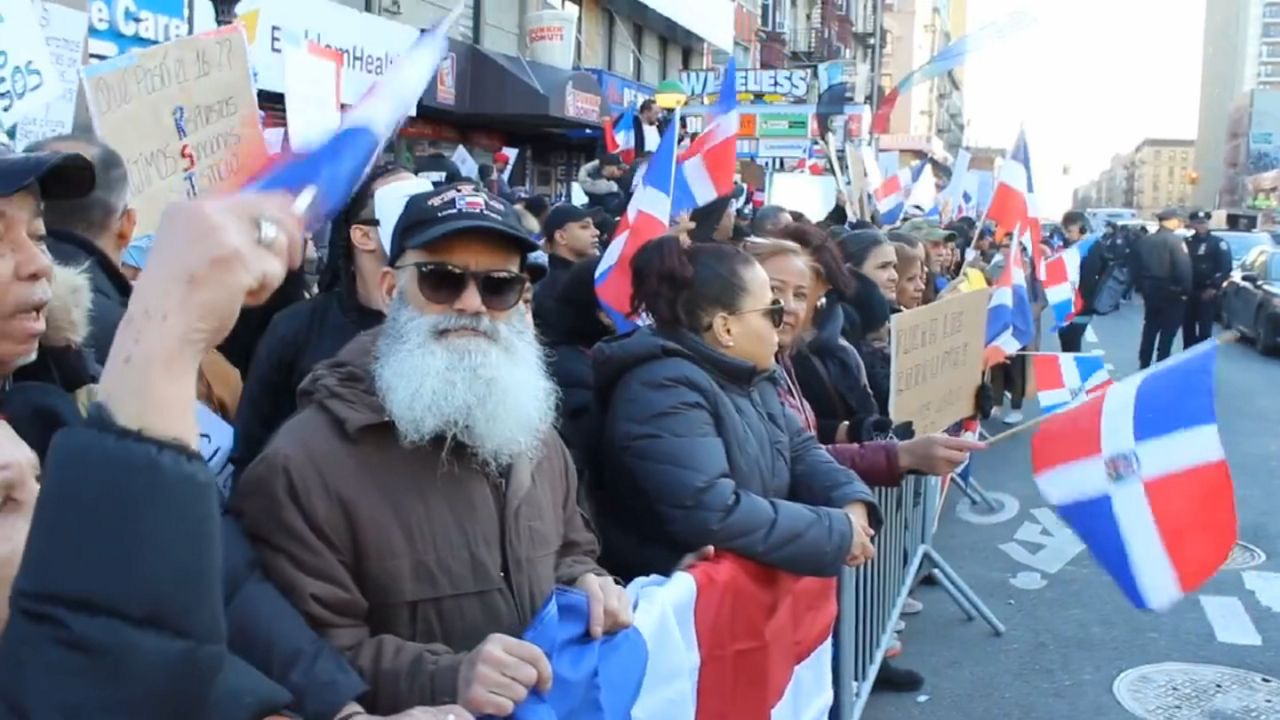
[{"xmin": 868, "ymin": 0, "xmax": 884, "ymax": 119}]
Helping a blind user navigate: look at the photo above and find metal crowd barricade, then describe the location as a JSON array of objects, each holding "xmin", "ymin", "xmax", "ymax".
[{"xmin": 831, "ymin": 474, "xmax": 1007, "ymax": 720}]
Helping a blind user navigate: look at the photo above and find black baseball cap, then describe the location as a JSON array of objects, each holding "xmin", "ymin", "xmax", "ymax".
[
  {"xmin": 542, "ymin": 203, "xmax": 592, "ymax": 239},
  {"xmin": 0, "ymin": 149, "xmax": 95, "ymax": 200},
  {"xmin": 388, "ymin": 182, "xmax": 538, "ymax": 264},
  {"xmin": 1188, "ymin": 209, "xmax": 1212, "ymax": 223}
]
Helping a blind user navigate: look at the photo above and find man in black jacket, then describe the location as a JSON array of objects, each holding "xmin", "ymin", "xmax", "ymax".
[
  {"xmin": 1134, "ymin": 208, "xmax": 1193, "ymax": 368},
  {"xmin": 532, "ymin": 203, "xmax": 599, "ymax": 335},
  {"xmin": 1182, "ymin": 209, "xmax": 1233, "ymax": 347},
  {"xmin": 27, "ymin": 135, "xmax": 136, "ymax": 367},
  {"xmin": 414, "ymin": 140, "xmax": 464, "ymax": 186}
]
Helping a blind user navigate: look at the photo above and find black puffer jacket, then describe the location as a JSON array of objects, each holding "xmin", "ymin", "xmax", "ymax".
[
  {"xmin": 591, "ymin": 327, "xmax": 880, "ymax": 581},
  {"xmin": 791, "ymin": 298, "xmax": 882, "ymax": 442}
]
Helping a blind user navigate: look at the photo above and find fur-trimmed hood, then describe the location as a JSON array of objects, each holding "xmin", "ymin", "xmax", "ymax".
[{"xmin": 44, "ymin": 262, "xmax": 93, "ymax": 348}]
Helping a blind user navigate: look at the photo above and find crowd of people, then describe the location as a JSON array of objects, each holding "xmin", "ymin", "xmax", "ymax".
[{"xmin": 20, "ymin": 127, "xmax": 1203, "ymax": 718}]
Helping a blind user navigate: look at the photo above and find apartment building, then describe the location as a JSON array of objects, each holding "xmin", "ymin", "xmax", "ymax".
[
  {"xmin": 1075, "ymin": 140, "xmax": 1195, "ymax": 218},
  {"xmin": 879, "ymin": 0, "xmax": 964, "ymax": 155}
]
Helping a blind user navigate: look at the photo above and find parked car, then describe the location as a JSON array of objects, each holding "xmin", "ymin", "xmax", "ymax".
[
  {"xmin": 1220, "ymin": 244, "xmax": 1280, "ymax": 354},
  {"xmin": 1216, "ymin": 229, "xmax": 1276, "ymax": 266}
]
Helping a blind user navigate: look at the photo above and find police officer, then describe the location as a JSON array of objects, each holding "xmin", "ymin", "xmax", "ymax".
[
  {"xmin": 1133, "ymin": 208, "xmax": 1193, "ymax": 368},
  {"xmin": 1182, "ymin": 209, "xmax": 1232, "ymax": 347}
]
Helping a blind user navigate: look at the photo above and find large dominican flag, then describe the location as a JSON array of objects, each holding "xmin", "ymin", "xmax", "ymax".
[
  {"xmin": 986, "ymin": 130, "xmax": 1044, "ymax": 274},
  {"xmin": 242, "ymin": 5, "xmax": 460, "ymax": 230},
  {"xmin": 512, "ymin": 554, "xmax": 836, "ymax": 719},
  {"xmin": 1030, "ymin": 341, "xmax": 1235, "ymax": 611}
]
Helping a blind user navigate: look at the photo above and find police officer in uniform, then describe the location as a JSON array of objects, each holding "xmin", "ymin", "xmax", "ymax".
[
  {"xmin": 1182, "ymin": 209, "xmax": 1232, "ymax": 347},
  {"xmin": 1134, "ymin": 207, "xmax": 1193, "ymax": 368}
]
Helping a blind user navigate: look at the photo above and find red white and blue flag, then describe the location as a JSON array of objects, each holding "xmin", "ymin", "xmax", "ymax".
[
  {"xmin": 671, "ymin": 59, "xmax": 738, "ymax": 217},
  {"xmin": 873, "ymin": 166, "xmax": 913, "ymax": 225},
  {"xmin": 595, "ymin": 118, "xmax": 681, "ymax": 331},
  {"xmin": 983, "ymin": 242, "xmax": 1035, "ymax": 366},
  {"xmin": 1031, "ymin": 352, "xmax": 1113, "ymax": 415},
  {"xmin": 1030, "ymin": 341, "xmax": 1236, "ymax": 611},
  {"xmin": 1040, "ymin": 251, "xmax": 1083, "ymax": 330},
  {"xmin": 605, "ymin": 106, "xmax": 638, "ymax": 165},
  {"xmin": 986, "ymin": 129, "xmax": 1044, "ymax": 274},
  {"xmin": 511, "ymin": 554, "xmax": 836, "ymax": 719},
  {"xmin": 242, "ymin": 5, "xmax": 460, "ymax": 229}
]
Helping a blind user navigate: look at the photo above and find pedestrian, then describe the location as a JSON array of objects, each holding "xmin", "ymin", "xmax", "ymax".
[
  {"xmin": 232, "ymin": 164, "xmax": 416, "ymax": 470},
  {"xmin": 414, "ymin": 139, "xmax": 463, "ymax": 186},
  {"xmin": 576, "ymin": 153, "xmax": 627, "ymax": 214},
  {"xmin": 751, "ymin": 204, "xmax": 793, "ymax": 238},
  {"xmin": 1134, "ymin": 208, "xmax": 1193, "ymax": 368},
  {"xmin": 589, "ymin": 234, "xmax": 881, "ymax": 582},
  {"xmin": 1056, "ymin": 211, "xmax": 1108, "ymax": 352},
  {"xmin": 532, "ymin": 203, "xmax": 600, "ymax": 333},
  {"xmin": 233, "ymin": 183, "xmax": 630, "ymax": 716},
  {"xmin": 1182, "ymin": 209, "xmax": 1232, "ymax": 348}
]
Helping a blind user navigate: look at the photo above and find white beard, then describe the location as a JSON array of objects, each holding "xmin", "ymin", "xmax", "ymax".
[{"xmin": 373, "ymin": 292, "xmax": 559, "ymax": 472}]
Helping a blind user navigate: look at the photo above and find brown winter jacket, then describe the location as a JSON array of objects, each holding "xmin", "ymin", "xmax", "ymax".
[{"xmin": 232, "ymin": 330, "xmax": 606, "ymax": 714}]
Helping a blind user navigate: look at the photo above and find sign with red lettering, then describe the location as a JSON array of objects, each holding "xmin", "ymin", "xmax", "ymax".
[
  {"xmin": 82, "ymin": 25, "xmax": 267, "ymax": 240},
  {"xmin": 436, "ymin": 51, "xmax": 456, "ymax": 106}
]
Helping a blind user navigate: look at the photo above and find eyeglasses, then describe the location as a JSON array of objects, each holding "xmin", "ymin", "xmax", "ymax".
[
  {"xmin": 395, "ymin": 262, "xmax": 529, "ymax": 311},
  {"xmin": 728, "ymin": 298, "xmax": 785, "ymax": 328}
]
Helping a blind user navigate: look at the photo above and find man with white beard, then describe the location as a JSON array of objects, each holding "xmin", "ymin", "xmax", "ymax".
[{"xmin": 234, "ymin": 182, "xmax": 630, "ymax": 718}]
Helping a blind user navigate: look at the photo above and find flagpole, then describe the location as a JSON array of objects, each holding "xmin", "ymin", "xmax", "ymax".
[
  {"xmin": 1014, "ymin": 350, "xmax": 1106, "ymax": 357},
  {"xmin": 668, "ymin": 105, "xmax": 682, "ymax": 194}
]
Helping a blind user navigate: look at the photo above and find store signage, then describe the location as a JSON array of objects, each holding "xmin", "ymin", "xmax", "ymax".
[
  {"xmin": 436, "ymin": 52, "xmax": 457, "ymax": 106},
  {"xmin": 589, "ymin": 70, "xmax": 653, "ymax": 114},
  {"xmin": 87, "ymin": 0, "xmax": 189, "ymax": 58},
  {"xmin": 736, "ymin": 138, "xmax": 757, "ymax": 158},
  {"xmin": 756, "ymin": 112, "xmax": 810, "ymax": 138},
  {"xmin": 757, "ymin": 138, "xmax": 810, "ymax": 158},
  {"xmin": 237, "ymin": 0, "xmax": 417, "ymax": 106},
  {"xmin": 679, "ymin": 68, "xmax": 812, "ymax": 101},
  {"xmin": 563, "ymin": 81, "xmax": 602, "ymax": 123},
  {"xmin": 738, "ymin": 113, "xmax": 757, "ymax": 137}
]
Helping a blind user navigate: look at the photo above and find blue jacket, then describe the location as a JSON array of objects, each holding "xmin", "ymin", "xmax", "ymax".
[
  {"xmin": 591, "ymin": 327, "xmax": 880, "ymax": 581},
  {"xmin": 0, "ymin": 411, "xmax": 366, "ymax": 719}
]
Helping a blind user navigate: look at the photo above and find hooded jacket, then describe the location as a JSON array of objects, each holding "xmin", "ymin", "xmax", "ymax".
[
  {"xmin": 791, "ymin": 297, "xmax": 885, "ymax": 443},
  {"xmin": 46, "ymin": 229, "xmax": 132, "ymax": 367},
  {"xmin": 232, "ymin": 288, "xmax": 383, "ymax": 472},
  {"xmin": 232, "ymin": 330, "xmax": 605, "ymax": 714},
  {"xmin": 590, "ymin": 327, "xmax": 880, "ymax": 581},
  {"xmin": 576, "ymin": 160, "xmax": 620, "ymax": 197}
]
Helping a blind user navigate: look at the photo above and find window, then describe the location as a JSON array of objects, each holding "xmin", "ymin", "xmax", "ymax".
[
  {"xmin": 1264, "ymin": 24, "xmax": 1280, "ymax": 39},
  {"xmin": 682, "ymin": 46, "xmax": 692, "ymax": 70},
  {"xmin": 834, "ymin": 0, "xmax": 847, "ymax": 12},
  {"xmin": 1265, "ymin": 4, "xmax": 1280, "ymax": 19},
  {"xmin": 1181, "ymin": 150, "xmax": 1189, "ymax": 161},
  {"xmin": 761, "ymin": 0, "xmax": 775, "ymax": 30},
  {"xmin": 659, "ymin": 36, "xmax": 670, "ymax": 78},
  {"xmin": 633, "ymin": 23, "xmax": 644, "ymax": 81},
  {"xmin": 883, "ymin": 29, "xmax": 894, "ymax": 55}
]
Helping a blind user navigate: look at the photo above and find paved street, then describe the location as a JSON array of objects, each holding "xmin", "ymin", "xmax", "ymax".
[{"xmin": 865, "ymin": 299, "xmax": 1280, "ymax": 719}]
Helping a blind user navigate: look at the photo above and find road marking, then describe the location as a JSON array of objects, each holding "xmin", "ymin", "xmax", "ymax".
[
  {"xmin": 955, "ymin": 491, "xmax": 1021, "ymax": 525},
  {"xmin": 1243, "ymin": 570, "xmax": 1280, "ymax": 612},
  {"xmin": 1084, "ymin": 326, "xmax": 1099, "ymax": 344},
  {"xmin": 998, "ymin": 507, "xmax": 1085, "ymax": 574},
  {"xmin": 1198, "ymin": 595, "xmax": 1263, "ymax": 646},
  {"xmin": 1009, "ymin": 571, "xmax": 1047, "ymax": 590}
]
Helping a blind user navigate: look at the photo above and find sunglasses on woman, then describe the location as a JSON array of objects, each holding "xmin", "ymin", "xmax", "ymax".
[
  {"xmin": 395, "ymin": 262, "xmax": 529, "ymax": 311},
  {"xmin": 728, "ymin": 298, "xmax": 786, "ymax": 328}
]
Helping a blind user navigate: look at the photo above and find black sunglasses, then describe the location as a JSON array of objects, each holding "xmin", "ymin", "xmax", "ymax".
[
  {"xmin": 395, "ymin": 262, "xmax": 528, "ymax": 311},
  {"xmin": 729, "ymin": 298, "xmax": 785, "ymax": 328}
]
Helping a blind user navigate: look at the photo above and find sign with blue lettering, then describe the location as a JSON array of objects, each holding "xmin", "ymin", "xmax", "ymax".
[
  {"xmin": 87, "ymin": 0, "xmax": 190, "ymax": 59},
  {"xmin": 587, "ymin": 69, "xmax": 653, "ymax": 118}
]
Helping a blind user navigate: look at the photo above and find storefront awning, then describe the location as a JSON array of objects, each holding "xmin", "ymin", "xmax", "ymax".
[{"xmin": 463, "ymin": 47, "xmax": 609, "ymax": 128}]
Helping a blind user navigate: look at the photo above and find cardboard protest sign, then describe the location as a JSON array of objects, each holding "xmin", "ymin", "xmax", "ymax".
[
  {"xmin": 15, "ymin": 3, "xmax": 89, "ymax": 150},
  {"xmin": 888, "ymin": 288, "xmax": 991, "ymax": 434},
  {"xmin": 82, "ymin": 24, "xmax": 267, "ymax": 240},
  {"xmin": 0, "ymin": 0, "xmax": 59, "ymax": 129}
]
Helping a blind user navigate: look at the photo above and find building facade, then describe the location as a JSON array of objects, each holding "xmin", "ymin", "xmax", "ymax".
[
  {"xmin": 1193, "ymin": 0, "xmax": 1271, "ymax": 208},
  {"xmin": 879, "ymin": 0, "xmax": 964, "ymax": 155},
  {"xmin": 1074, "ymin": 140, "xmax": 1195, "ymax": 219}
]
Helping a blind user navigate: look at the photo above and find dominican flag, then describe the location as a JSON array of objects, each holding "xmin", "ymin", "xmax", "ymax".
[
  {"xmin": 605, "ymin": 106, "xmax": 638, "ymax": 165},
  {"xmin": 1031, "ymin": 352, "xmax": 1113, "ymax": 415},
  {"xmin": 874, "ymin": 166, "xmax": 913, "ymax": 225},
  {"xmin": 512, "ymin": 554, "xmax": 836, "ymax": 719},
  {"xmin": 983, "ymin": 242, "xmax": 1035, "ymax": 366},
  {"xmin": 1040, "ymin": 251, "xmax": 1082, "ymax": 330},
  {"xmin": 986, "ymin": 130, "xmax": 1044, "ymax": 275},
  {"xmin": 243, "ymin": 6, "xmax": 460, "ymax": 230},
  {"xmin": 671, "ymin": 60, "xmax": 739, "ymax": 217},
  {"xmin": 1030, "ymin": 341, "xmax": 1235, "ymax": 611},
  {"xmin": 595, "ymin": 119, "xmax": 681, "ymax": 331}
]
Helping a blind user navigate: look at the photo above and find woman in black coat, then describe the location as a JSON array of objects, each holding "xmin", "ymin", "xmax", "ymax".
[{"xmin": 591, "ymin": 236, "xmax": 880, "ymax": 581}]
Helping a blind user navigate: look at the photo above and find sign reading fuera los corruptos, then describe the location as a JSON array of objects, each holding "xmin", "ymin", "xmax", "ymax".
[{"xmin": 678, "ymin": 68, "xmax": 813, "ymax": 100}]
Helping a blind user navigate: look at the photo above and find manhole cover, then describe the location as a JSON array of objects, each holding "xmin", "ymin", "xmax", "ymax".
[
  {"xmin": 1113, "ymin": 662, "xmax": 1280, "ymax": 719},
  {"xmin": 1223, "ymin": 542, "xmax": 1267, "ymax": 570}
]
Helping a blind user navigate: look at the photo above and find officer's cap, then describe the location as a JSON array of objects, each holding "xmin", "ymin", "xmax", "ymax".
[{"xmin": 1188, "ymin": 209, "xmax": 1212, "ymax": 223}]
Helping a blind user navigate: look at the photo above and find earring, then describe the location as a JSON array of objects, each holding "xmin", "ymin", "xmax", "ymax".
[{"xmin": 725, "ymin": 340, "xmax": 735, "ymax": 348}]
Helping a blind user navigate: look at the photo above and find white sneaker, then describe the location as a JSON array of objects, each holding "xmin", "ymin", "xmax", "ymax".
[
  {"xmin": 1002, "ymin": 410, "xmax": 1024, "ymax": 425},
  {"xmin": 902, "ymin": 597, "xmax": 924, "ymax": 615},
  {"xmin": 894, "ymin": 619, "xmax": 906, "ymax": 632}
]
